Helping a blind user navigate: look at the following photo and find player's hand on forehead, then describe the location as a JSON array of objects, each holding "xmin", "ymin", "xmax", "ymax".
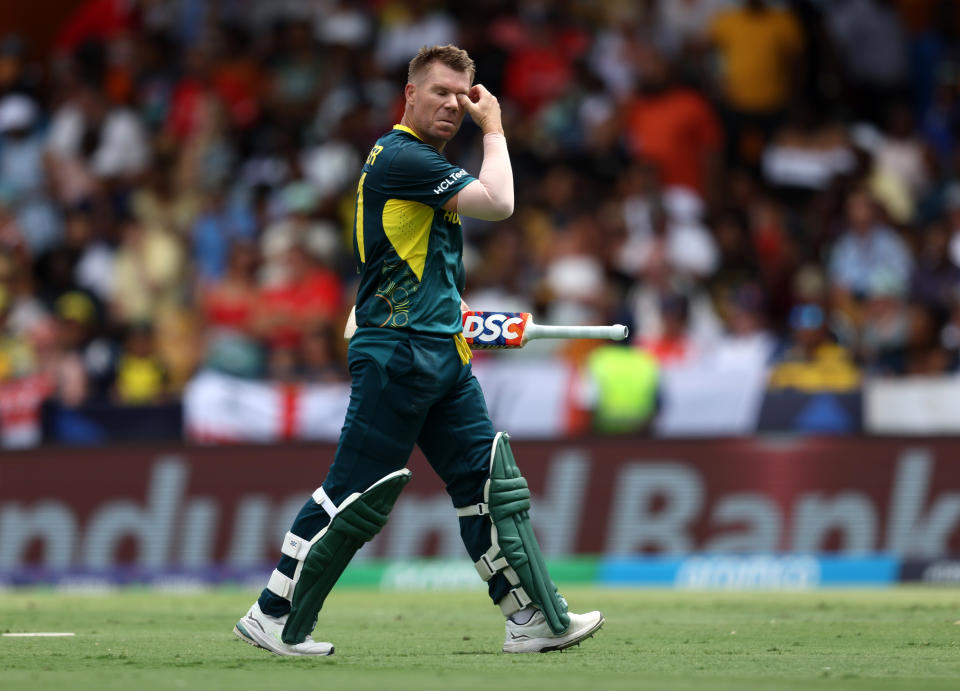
[{"xmin": 458, "ymin": 84, "xmax": 502, "ymax": 135}]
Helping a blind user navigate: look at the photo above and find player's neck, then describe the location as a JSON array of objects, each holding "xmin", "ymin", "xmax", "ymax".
[{"xmin": 398, "ymin": 114, "xmax": 445, "ymax": 151}]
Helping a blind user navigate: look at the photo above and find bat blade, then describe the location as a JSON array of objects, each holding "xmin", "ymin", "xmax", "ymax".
[{"xmin": 461, "ymin": 311, "xmax": 529, "ymax": 348}]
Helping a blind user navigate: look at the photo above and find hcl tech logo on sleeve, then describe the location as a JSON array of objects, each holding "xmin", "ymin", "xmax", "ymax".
[{"xmin": 462, "ymin": 311, "xmax": 526, "ymax": 346}]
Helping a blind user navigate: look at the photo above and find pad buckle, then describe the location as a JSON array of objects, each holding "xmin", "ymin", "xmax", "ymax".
[
  {"xmin": 475, "ymin": 551, "xmax": 509, "ymax": 581},
  {"xmin": 498, "ymin": 586, "xmax": 533, "ymax": 616}
]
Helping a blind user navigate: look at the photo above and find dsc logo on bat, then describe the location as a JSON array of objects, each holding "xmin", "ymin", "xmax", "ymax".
[{"xmin": 461, "ymin": 311, "xmax": 528, "ymax": 347}]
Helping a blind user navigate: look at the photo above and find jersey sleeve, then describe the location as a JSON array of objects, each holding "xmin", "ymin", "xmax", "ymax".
[{"xmin": 386, "ymin": 143, "xmax": 477, "ymax": 209}]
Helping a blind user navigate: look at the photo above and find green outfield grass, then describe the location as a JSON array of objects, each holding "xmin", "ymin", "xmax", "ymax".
[{"xmin": 1, "ymin": 587, "xmax": 959, "ymax": 691}]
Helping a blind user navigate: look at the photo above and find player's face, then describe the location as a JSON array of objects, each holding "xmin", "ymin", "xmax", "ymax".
[{"xmin": 407, "ymin": 62, "xmax": 471, "ymax": 147}]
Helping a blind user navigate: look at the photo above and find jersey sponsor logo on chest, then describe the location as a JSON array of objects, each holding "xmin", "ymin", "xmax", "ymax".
[{"xmin": 434, "ymin": 169, "xmax": 469, "ymax": 194}]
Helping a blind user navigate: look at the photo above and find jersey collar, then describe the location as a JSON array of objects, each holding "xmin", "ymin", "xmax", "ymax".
[{"xmin": 393, "ymin": 124, "xmax": 423, "ymax": 141}]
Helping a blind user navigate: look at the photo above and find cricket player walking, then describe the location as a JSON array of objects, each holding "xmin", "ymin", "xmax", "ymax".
[{"xmin": 234, "ymin": 44, "xmax": 604, "ymax": 656}]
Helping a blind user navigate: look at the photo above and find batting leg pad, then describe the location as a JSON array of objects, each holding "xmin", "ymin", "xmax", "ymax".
[
  {"xmin": 456, "ymin": 432, "xmax": 570, "ymax": 635},
  {"xmin": 281, "ymin": 469, "xmax": 411, "ymax": 644}
]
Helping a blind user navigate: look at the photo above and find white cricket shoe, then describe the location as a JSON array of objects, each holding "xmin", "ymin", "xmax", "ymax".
[
  {"xmin": 502, "ymin": 609, "xmax": 604, "ymax": 653},
  {"xmin": 233, "ymin": 602, "xmax": 334, "ymax": 656}
]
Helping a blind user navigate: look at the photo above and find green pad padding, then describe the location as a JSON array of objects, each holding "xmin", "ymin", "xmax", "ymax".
[
  {"xmin": 489, "ymin": 433, "xmax": 570, "ymax": 634},
  {"xmin": 282, "ymin": 469, "xmax": 411, "ymax": 644}
]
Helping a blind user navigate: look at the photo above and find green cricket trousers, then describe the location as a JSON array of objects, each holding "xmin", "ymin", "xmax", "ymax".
[{"xmin": 259, "ymin": 327, "xmax": 512, "ymax": 615}]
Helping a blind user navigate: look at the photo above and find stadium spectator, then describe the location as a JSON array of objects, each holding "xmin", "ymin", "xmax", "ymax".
[
  {"xmin": 705, "ymin": 0, "xmax": 804, "ymax": 166},
  {"xmin": 298, "ymin": 322, "xmax": 348, "ymax": 383},
  {"xmin": 62, "ymin": 202, "xmax": 115, "ymax": 305},
  {"xmin": 637, "ymin": 292, "xmax": 699, "ymax": 366},
  {"xmin": 191, "ymin": 184, "xmax": 256, "ymax": 285},
  {"xmin": 0, "ymin": 283, "xmax": 36, "ymax": 382},
  {"xmin": 256, "ymin": 239, "xmax": 343, "ymax": 353},
  {"xmin": 944, "ymin": 182, "xmax": 960, "ymax": 266},
  {"xmin": 3, "ymin": 2, "xmax": 960, "ymax": 443},
  {"xmin": 825, "ymin": 0, "xmax": 910, "ymax": 123},
  {"xmin": 657, "ymin": 0, "xmax": 731, "ymax": 58},
  {"xmin": 873, "ymin": 102, "xmax": 932, "ymax": 206},
  {"xmin": 828, "ymin": 189, "xmax": 913, "ymax": 301},
  {"xmin": 114, "ymin": 322, "xmax": 168, "ymax": 404},
  {"xmin": 622, "ymin": 45, "xmax": 723, "ymax": 200},
  {"xmin": 708, "ymin": 281, "xmax": 776, "ymax": 372},
  {"xmin": 131, "ymin": 152, "xmax": 201, "ymax": 239},
  {"xmin": 768, "ymin": 303, "xmax": 861, "ymax": 392},
  {"xmin": 761, "ymin": 105, "xmax": 856, "ymax": 195},
  {"xmin": 314, "ymin": 0, "xmax": 374, "ymax": 49},
  {"xmin": 901, "ymin": 300, "xmax": 951, "ymax": 375},
  {"xmin": 268, "ymin": 19, "xmax": 327, "ymax": 130},
  {"xmin": 584, "ymin": 342, "xmax": 660, "ymax": 434},
  {"xmin": 911, "ymin": 218, "xmax": 960, "ymax": 315},
  {"xmin": 0, "ymin": 93, "xmax": 61, "ymax": 254},
  {"xmin": 111, "ymin": 215, "xmax": 184, "ymax": 325},
  {"xmin": 502, "ymin": 19, "xmax": 576, "ymax": 116},
  {"xmin": 617, "ymin": 194, "xmax": 719, "ymax": 281},
  {"xmin": 856, "ymin": 271, "xmax": 911, "ymax": 374},
  {"xmin": 259, "ymin": 181, "xmax": 339, "ymax": 287},
  {"xmin": 375, "ymin": 1, "xmax": 458, "ymax": 73},
  {"xmin": 201, "ymin": 240, "xmax": 261, "ymax": 338},
  {"xmin": 45, "ymin": 82, "xmax": 149, "ymax": 184},
  {"xmin": 0, "ymin": 34, "xmax": 40, "ymax": 100},
  {"xmin": 45, "ymin": 290, "xmax": 100, "ymax": 406},
  {"xmin": 0, "ymin": 241, "xmax": 46, "ymax": 342}
]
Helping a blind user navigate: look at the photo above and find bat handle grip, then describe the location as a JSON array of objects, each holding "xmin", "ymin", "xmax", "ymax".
[{"xmin": 528, "ymin": 324, "xmax": 629, "ymax": 341}]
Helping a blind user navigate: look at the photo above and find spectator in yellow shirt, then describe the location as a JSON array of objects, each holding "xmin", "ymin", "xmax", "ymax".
[
  {"xmin": 706, "ymin": 0, "xmax": 804, "ymax": 166},
  {"xmin": 768, "ymin": 303, "xmax": 861, "ymax": 392},
  {"xmin": 114, "ymin": 323, "xmax": 168, "ymax": 404}
]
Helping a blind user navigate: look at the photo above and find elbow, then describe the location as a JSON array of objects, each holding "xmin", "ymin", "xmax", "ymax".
[
  {"xmin": 490, "ymin": 200, "xmax": 514, "ymax": 221},
  {"xmin": 486, "ymin": 193, "xmax": 514, "ymax": 220}
]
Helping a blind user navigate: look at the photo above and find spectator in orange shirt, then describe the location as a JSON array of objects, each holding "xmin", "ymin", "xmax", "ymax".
[{"xmin": 623, "ymin": 45, "xmax": 722, "ymax": 200}]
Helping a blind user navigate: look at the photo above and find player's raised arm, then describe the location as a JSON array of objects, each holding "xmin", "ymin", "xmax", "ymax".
[{"xmin": 444, "ymin": 85, "xmax": 514, "ymax": 221}]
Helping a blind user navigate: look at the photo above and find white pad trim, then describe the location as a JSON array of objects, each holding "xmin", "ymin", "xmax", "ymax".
[
  {"xmin": 280, "ymin": 531, "xmax": 312, "ymax": 561},
  {"xmin": 474, "ymin": 544, "xmax": 509, "ymax": 581},
  {"xmin": 456, "ymin": 502, "xmax": 489, "ymax": 517},
  {"xmin": 312, "ymin": 486, "xmax": 339, "ymax": 518},
  {"xmin": 498, "ymin": 586, "xmax": 532, "ymax": 616},
  {"xmin": 267, "ymin": 569, "xmax": 295, "ymax": 600}
]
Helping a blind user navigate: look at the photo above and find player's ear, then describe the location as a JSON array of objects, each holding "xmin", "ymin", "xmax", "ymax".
[{"xmin": 404, "ymin": 82, "xmax": 416, "ymax": 105}]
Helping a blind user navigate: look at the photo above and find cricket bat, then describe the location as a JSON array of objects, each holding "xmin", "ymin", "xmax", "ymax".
[
  {"xmin": 343, "ymin": 307, "xmax": 628, "ymax": 347},
  {"xmin": 461, "ymin": 311, "xmax": 628, "ymax": 348}
]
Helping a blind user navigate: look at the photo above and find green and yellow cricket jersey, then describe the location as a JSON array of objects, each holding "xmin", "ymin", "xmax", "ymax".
[{"xmin": 352, "ymin": 124, "xmax": 476, "ymax": 335}]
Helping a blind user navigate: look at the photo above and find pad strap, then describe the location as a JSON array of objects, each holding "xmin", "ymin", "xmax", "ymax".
[
  {"xmin": 267, "ymin": 569, "xmax": 295, "ymax": 600},
  {"xmin": 312, "ymin": 486, "xmax": 339, "ymax": 518},
  {"xmin": 474, "ymin": 544, "xmax": 509, "ymax": 581},
  {"xmin": 498, "ymin": 586, "xmax": 533, "ymax": 616},
  {"xmin": 280, "ymin": 531, "xmax": 312, "ymax": 560},
  {"xmin": 273, "ymin": 487, "xmax": 341, "ymax": 600},
  {"xmin": 456, "ymin": 502, "xmax": 489, "ymax": 517}
]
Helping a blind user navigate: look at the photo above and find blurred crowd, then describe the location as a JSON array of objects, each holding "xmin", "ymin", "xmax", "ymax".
[{"xmin": 1, "ymin": 0, "xmax": 960, "ymax": 417}]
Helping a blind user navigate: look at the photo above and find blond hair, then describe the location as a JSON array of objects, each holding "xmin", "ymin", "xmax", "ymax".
[{"xmin": 407, "ymin": 44, "xmax": 475, "ymax": 84}]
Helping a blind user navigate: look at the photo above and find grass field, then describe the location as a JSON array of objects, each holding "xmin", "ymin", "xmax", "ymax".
[{"xmin": 2, "ymin": 586, "xmax": 959, "ymax": 690}]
